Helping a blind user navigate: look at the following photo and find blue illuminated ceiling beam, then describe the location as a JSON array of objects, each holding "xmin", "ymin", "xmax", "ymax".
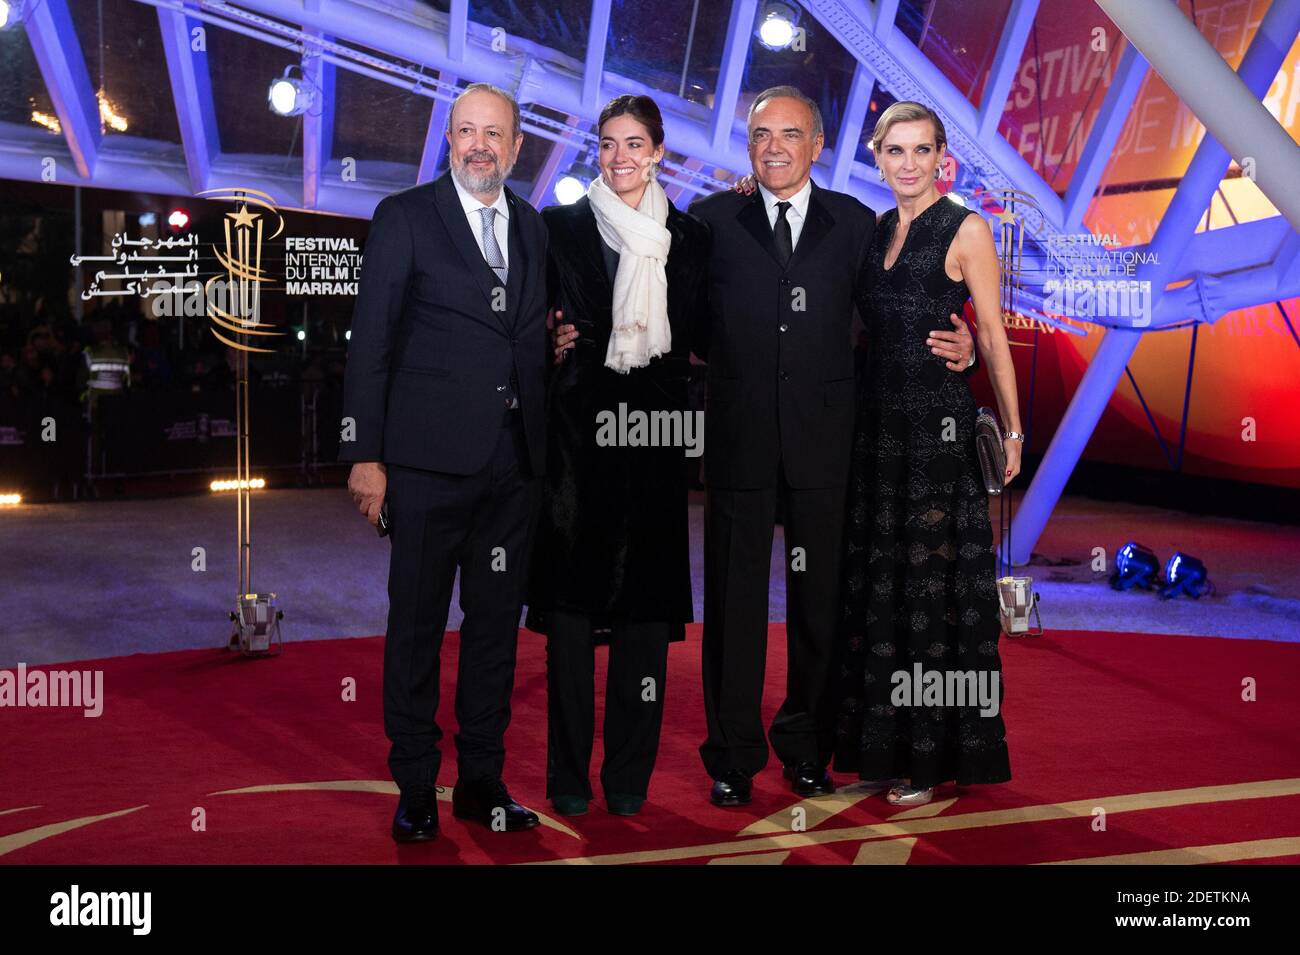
[
  {"xmin": 663, "ymin": 156, "xmax": 705, "ymax": 204},
  {"xmin": 9, "ymin": 0, "xmax": 895, "ymax": 214},
  {"xmin": 1061, "ymin": 38, "xmax": 1148, "ymax": 232},
  {"xmin": 447, "ymin": 0, "xmax": 468, "ymax": 64},
  {"xmin": 1010, "ymin": 0, "xmax": 1300, "ymax": 565},
  {"xmin": 0, "ymin": 123, "xmax": 386, "ymax": 216},
  {"xmin": 157, "ymin": 4, "xmax": 220, "ymax": 194},
  {"xmin": 529, "ymin": 116, "xmax": 585, "ymax": 207},
  {"xmin": 1279, "ymin": 228, "xmax": 1300, "ymax": 290},
  {"xmin": 1104, "ymin": 0, "xmax": 1300, "ymax": 232},
  {"xmin": 830, "ymin": 63, "xmax": 876, "ymax": 192},
  {"xmin": 418, "ymin": 72, "xmax": 457, "ymax": 184},
  {"xmin": 873, "ymin": 0, "xmax": 900, "ymax": 34},
  {"xmin": 1156, "ymin": 252, "xmax": 1300, "ymax": 326},
  {"xmin": 802, "ymin": 0, "xmax": 1071, "ymax": 244},
  {"xmin": 583, "ymin": 0, "xmax": 612, "ymax": 112},
  {"xmin": 218, "ymin": 0, "xmax": 872, "ymax": 202},
  {"xmin": 301, "ymin": 33, "xmax": 336, "ymax": 210},
  {"xmin": 977, "ymin": 0, "xmax": 1039, "ymax": 140},
  {"xmin": 24, "ymin": 0, "xmax": 101, "ymax": 179},
  {"xmin": 711, "ymin": 0, "xmax": 758, "ymax": 153}
]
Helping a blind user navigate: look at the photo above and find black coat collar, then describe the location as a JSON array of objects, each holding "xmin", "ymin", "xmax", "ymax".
[
  {"xmin": 430, "ymin": 171, "xmax": 527, "ymax": 331},
  {"xmin": 735, "ymin": 179, "xmax": 836, "ymax": 270}
]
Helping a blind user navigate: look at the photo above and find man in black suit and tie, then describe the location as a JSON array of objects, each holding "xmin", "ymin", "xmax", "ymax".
[
  {"xmin": 549, "ymin": 86, "xmax": 975, "ymax": 807},
  {"xmin": 341, "ymin": 83, "xmax": 550, "ymax": 841},
  {"xmin": 685, "ymin": 87, "xmax": 974, "ymax": 806}
]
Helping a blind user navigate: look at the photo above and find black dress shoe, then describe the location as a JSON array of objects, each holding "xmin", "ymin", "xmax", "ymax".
[
  {"xmin": 392, "ymin": 783, "xmax": 439, "ymax": 842},
  {"xmin": 710, "ymin": 771, "xmax": 752, "ymax": 807},
  {"xmin": 451, "ymin": 777, "xmax": 540, "ymax": 831},
  {"xmin": 783, "ymin": 761, "xmax": 835, "ymax": 797}
]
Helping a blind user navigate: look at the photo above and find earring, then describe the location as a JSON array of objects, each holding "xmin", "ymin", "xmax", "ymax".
[
  {"xmin": 878, "ymin": 167, "xmax": 884, "ymax": 181},
  {"xmin": 934, "ymin": 167, "xmax": 941, "ymax": 180}
]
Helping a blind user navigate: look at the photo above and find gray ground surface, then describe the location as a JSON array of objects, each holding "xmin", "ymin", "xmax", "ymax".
[{"xmin": 2, "ymin": 487, "xmax": 1296, "ymax": 667}]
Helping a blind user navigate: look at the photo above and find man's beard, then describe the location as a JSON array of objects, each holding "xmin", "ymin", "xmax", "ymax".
[{"xmin": 450, "ymin": 149, "xmax": 514, "ymax": 194}]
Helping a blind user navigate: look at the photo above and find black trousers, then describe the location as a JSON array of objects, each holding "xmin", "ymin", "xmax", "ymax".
[
  {"xmin": 700, "ymin": 465, "xmax": 847, "ymax": 778},
  {"xmin": 383, "ymin": 415, "xmax": 540, "ymax": 792},
  {"xmin": 545, "ymin": 610, "xmax": 671, "ymax": 800}
]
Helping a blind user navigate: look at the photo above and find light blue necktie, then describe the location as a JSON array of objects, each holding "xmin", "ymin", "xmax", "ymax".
[{"xmin": 477, "ymin": 206, "xmax": 507, "ymax": 285}]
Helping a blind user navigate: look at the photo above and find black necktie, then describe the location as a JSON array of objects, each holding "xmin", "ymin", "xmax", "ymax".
[{"xmin": 773, "ymin": 200, "xmax": 793, "ymax": 267}]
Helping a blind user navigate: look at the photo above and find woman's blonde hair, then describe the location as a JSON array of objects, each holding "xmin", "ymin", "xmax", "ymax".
[{"xmin": 869, "ymin": 101, "xmax": 948, "ymax": 155}]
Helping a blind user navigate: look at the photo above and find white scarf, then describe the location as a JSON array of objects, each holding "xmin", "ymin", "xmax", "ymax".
[{"xmin": 587, "ymin": 172, "xmax": 672, "ymax": 374}]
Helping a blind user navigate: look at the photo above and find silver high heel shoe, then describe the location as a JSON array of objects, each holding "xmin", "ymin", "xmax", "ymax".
[
  {"xmin": 856, "ymin": 777, "xmax": 903, "ymax": 796},
  {"xmin": 886, "ymin": 783, "xmax": 935, "ymax": 806}
]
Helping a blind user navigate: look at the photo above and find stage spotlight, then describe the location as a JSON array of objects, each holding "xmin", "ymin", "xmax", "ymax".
[
  {"xmin": 0, "ymin": 1, "xmax": 23, "ymax": 31},
  {"xmin": 1162, "ymin": 552, "xmax": 1210, "ymax": 599},
  {"xmin": 554, "ymin": 161, "xmax": 598, "ymax": 205},
  {"xmin": 756, "ymin": 1, "xmax": 800, "ymax": 50},
  {"xmin": 345, "ymin": 329, "xmax": 351, "ymax": 340},
  {"xmin": 268, "ymin": 67, "xmax": 315, "ymax": 117},
  {"xmin": 167, "ymin": 208, "xmax": 190, "ymax": 232},
  {"xmin": 1111, "ymin": 541, "xmax": 1160, "ymax": 591},
  {"xmin": 296, "ymin": 329, "xmax": 306, "ymax": 341},
  {"xmin": 554, "ymin": 176, "xmax": 585, "ymax": 205},
  {"xmin": 0, "ymin": 492, "xmax": 21, "ymax": 506},
  {"xmin": 138, "ymin": 212, "xmax": 157, "ymax": 227}
]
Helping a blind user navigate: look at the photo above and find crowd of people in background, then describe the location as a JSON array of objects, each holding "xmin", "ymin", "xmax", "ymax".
[{"xmin": 0, "ymin": 298, "xmax": 350, "ymax": 499}]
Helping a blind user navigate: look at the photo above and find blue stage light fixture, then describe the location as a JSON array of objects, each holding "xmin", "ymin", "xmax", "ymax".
[
  {"xmin": 1161, "ymin": 552, "xmax": 1209, "ymax": 599},
  {"xmin": 268, "ymin": 67, "xmax": 315, "ymax": 117},
  {"xmin": 756, "ymin": 2, "xmax": 800, "ymax": 50},
  {"xmin": 554, "ymin": 161, "xmax": 598, "ymax": 205},
  {"xmin": 1111, "ymin": 541, "xmax": 1159, "ymax": 591},
  {"xmin": 0, "ymin": 1, "xmax": 22, "ymax": 32}
]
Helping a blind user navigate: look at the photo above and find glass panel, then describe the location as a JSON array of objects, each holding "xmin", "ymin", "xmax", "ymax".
[
  {"xmin": 0, "ymin": 28, "xmax": 58, "ymax": 134},
  {"xmin": 68, "ymin": 0, "xmax": 181, "ymax": 143},
  {"xmin": 330, "ymin": 68, "xmax": 432, "ymax": 168},
  {"xmin": 206, "ymin": 24, "xmax": 301, "ymax": 159},
  {"xmin": 857, "ymin": 81, "xmax": 900, "ymax": 167},
  {"xmin": 897, "ymin": 0, "xmax": 1013, "ymax": 106},
  {"xmin": 606, "ymin": 0, "xmax": 731, "ymax": 108},
  {"xmin": 994, "ymin": 0, "xmax": 1124, "ymax": 198},
  {"xmin": 509, "ymin": 104, "xmax": 592, "ymax": 200},
  {"xmin": 470, "ymin": 0, "xmax": 593, "ymax": 61},
  {"xmin": 738, "ymin": 12, "xmax": 861, "ymax": 152}
]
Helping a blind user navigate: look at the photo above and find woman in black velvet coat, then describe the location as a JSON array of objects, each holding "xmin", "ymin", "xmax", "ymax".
[{"xmin": 525, "ymin": 94, "xmax": 710, "ymax": 817}]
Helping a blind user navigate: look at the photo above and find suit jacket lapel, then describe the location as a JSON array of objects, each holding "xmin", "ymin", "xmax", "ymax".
[
  {"xmin": 504, "ymin": 186, "xmax": 527, "ymax": 330},
  {"xmin": 736, "ymin": 190, "xmax": 783, "ymax": 268},
  {"xmin": 430, "ymin": 173, "xmax": 511, "ymax": 334},
  {"xmin": 789, "ymin": 183, "xmax": 835, "ymax": 266}
]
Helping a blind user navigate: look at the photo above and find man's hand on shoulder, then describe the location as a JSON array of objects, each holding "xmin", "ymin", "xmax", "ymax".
[
  {"xmin": 348, "ymin": 461, "xmax": 387, "ymax": 526},
  {"xmin": 927, "ymin": 313, "xmax": 976, "ymax": 373}
]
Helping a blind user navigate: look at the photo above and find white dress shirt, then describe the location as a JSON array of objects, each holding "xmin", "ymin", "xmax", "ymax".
[
  {"xmin": 756, "ymin": 176, "xmax": 813, "ymax": 250},
  {"xmin": 450, "ymin": 172, "xmax": 510, "ymax": 272}
]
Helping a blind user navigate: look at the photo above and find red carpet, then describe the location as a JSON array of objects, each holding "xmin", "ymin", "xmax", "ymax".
[{"xmin": 3, "ymin": 627, "xmax": 1299, "ymax": 865}]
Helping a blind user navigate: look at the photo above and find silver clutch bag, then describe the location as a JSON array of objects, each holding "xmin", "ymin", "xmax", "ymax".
[{"xmin": 974, "ymin": 406, "xmax": 1005, "ymax": 496}]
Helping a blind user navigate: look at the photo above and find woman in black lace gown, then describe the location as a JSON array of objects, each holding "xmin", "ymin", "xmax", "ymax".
[{"xmin": 834, "ymin": 102, "xmax": 1024, "ymax": 807}]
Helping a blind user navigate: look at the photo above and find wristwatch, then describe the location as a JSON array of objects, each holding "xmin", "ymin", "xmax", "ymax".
[{"xmin": 1005, "ymin": 431, "xmax": 1025, "ymax": 442}]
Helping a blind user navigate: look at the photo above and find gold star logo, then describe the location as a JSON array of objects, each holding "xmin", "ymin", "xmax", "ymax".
[{"xmin": 227, "ymin": 204, "xmax": 258, "ymax": 231}]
